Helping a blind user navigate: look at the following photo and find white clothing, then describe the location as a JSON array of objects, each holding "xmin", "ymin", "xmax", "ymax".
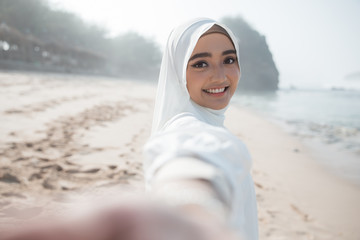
[{"xmin": 143, "ymin": 18, "xmax": 258, "ymax": 240}]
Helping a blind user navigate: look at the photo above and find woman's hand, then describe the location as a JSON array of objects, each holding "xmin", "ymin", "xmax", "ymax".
[{"xmin": 1, "ymin": 200, "xmax": 238, "ymax": 240}]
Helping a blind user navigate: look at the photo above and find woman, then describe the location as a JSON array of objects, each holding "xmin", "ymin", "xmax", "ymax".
[
  {"xmin": 2, "ymin": 18, "xmax": 257, "ymax": 240},
  {"xmin": 143, "ymin": 18, "xmax": 258, "ymax": 240}
]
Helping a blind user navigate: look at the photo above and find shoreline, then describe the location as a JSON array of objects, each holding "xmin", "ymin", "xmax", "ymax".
[
  {"xmin": 240, "ymin": 103, "xmax": 360, "ymax": 187},
  {"xmin": 302, "ymin": 136, "xmax": 360, "ymax": 187},
  {"xmin": 226, "ymin": 105, "xmax": 360, "ymax": 239},
  {"xmin": 1, "ymin": 71, "xmax": 359, "ymax": 239}
]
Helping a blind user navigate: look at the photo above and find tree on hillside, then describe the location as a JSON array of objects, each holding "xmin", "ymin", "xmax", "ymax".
[
  {"xmin": 0, "ymin": 0, "xmax": 107, "ymax": 50},
  {"xmin": 0, "ymin": 0, "xmax": 161, "ymax": 78},
  {"xmin": 0, "ymin": 0, "xmax": 49, "ymax": 36},
  {"xmin": 110, "ymin": 32, "xmax": 161, "ymax": 78}
]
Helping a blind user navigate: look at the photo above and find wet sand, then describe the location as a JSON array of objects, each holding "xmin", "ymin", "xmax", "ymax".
[{"xmin": 0, "ymin": 71, "xmax": 359, "ymax": 239}]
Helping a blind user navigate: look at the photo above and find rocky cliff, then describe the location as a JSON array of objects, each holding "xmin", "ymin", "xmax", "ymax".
[{"xmin": 222, "ymin": 17, "xmax": 279, "ymax": 91}]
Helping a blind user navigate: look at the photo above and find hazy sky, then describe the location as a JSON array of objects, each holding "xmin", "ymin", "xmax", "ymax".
[{"xmin": 50, "ymin": 0, "xmax": 360, "ymax": 89}]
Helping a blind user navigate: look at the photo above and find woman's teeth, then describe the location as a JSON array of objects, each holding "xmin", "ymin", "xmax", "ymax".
[{"xmin": 205, "ymin": 87, "xmax": 226, "ymax": 94}]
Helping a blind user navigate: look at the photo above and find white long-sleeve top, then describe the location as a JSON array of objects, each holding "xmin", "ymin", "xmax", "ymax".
[{"xmin": 144, "ymin": 112, "xmax": 258, "ymax": 240}]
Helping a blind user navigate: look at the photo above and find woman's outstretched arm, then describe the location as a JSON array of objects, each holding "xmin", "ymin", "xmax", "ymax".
[{"xmin": 1, "ymin": 157, "xmax": 238, "ymax": 240}]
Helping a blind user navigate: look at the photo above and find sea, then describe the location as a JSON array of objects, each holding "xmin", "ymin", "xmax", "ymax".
[{"xmin": 232, "ymin": 88, "xmax": 360, "ymax": 186}]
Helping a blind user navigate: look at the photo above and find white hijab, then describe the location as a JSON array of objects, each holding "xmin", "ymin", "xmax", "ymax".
[{"xmin": 151, "ymin": 18, "xmax": 241, "ymax": 134}]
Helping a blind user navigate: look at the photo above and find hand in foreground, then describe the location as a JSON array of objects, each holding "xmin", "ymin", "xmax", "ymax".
[{"xmin": 1, "ymin": 201, "xmax": 238, "ymax": 240}]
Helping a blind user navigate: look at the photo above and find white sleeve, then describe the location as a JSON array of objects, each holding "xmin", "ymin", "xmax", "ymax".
[
  {"xmin": 143, "ymin": 119, "xmax": 252, "ymax": 215},
  {"xmin": 153, "ymin": 156, "xmax": 232, "ymax": 204}
]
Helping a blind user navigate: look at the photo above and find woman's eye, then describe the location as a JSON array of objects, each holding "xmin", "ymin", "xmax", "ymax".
[
  {"xmin": 224, "ymin": 57, "xmax": 236, "ymax": 64},
  {"xmin": 191, "ymin": 61, "xmax": 208, "ymax": 68}
]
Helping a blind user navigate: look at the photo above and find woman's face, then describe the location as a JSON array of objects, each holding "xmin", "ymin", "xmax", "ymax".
[{"xmin": 186, "ymin": 33, "xmax": 240, "ymax": 110}]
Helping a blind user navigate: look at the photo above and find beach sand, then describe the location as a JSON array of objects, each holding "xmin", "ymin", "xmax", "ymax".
[{"xmin": 0, "ymin": 71, "xmax": 359, "ymax": 239}]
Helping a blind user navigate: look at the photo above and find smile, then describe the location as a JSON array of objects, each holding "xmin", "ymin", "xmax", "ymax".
[{"xmin": 203, "ymin": 86, "xmax": 229, "ymax": 94}]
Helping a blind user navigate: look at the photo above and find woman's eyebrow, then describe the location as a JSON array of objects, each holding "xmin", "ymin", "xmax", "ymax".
[
  {"xmin": 189, "ymin": 49, "xmax": 236, "ymax": 62},
  {"xmin": 188, "ymin": 52, "xmax": 211, "ymax": 62},
  {"xmin": 222, "ymin": 49, "xmax": 236, "ymax": 55}
]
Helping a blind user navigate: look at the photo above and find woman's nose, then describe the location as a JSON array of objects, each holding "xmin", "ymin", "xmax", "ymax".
[{"xmin": 210, "ymin": 64, "xmax": 226, "ymax": 82}]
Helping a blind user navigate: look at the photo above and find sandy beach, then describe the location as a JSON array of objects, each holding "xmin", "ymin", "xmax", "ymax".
[{"xmin": 0, "ymin": 71, "xmax": 359, "ymax": 239}]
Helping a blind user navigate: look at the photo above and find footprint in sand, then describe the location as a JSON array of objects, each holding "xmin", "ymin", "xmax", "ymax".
[
  {"xmin": 42, "ymin": 178, "xmax": 57, "ymax": 190},
  {"xmin": 108, "ymin": 165, "xmax": 117, "ymax": 170},
  {"xmin": 4, "ymin": 109, "xmax": 23, "ymax": 114},
  {"xmin": 254, "ymin": 181, "xmax": 264, "ymax": 189},
  {"xmin": 290, "ymin": 204, "xmax": 312, "ymax": 222},
  {"xmin": 0, "ymin": 173, "xmax": 21, "ymax": 184},
  {"xmin": 28, "ymin": 172, "xmax": 43, "ymax": 181},
  {"xmin": 65, "ymin": 167, "xmax": 101, "ymax": 174},
  {"xmin": 1, "ymin": 192, "xmax": 26, "ymax": 199},
  {"xmin": 38, "ymin": 164, "xmax": 63, "ymax": 172},
  {"xmin": 266, "ymin": 209, "xmax": 278, "ymax": 219},
  {"xmin": 65, "ymin": 160, "xmax": 78, "ymax": 166}
]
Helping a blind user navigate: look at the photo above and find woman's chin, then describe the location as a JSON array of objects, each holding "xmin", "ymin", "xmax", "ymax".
[{"xmin": 199, "ymin": 100, "xmax": 230, "ymax": 110}]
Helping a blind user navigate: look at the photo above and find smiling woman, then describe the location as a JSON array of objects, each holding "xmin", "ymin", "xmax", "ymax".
[{"xmin": 144, "ymin": 18, "xmax": 258, "ymax": 240}]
